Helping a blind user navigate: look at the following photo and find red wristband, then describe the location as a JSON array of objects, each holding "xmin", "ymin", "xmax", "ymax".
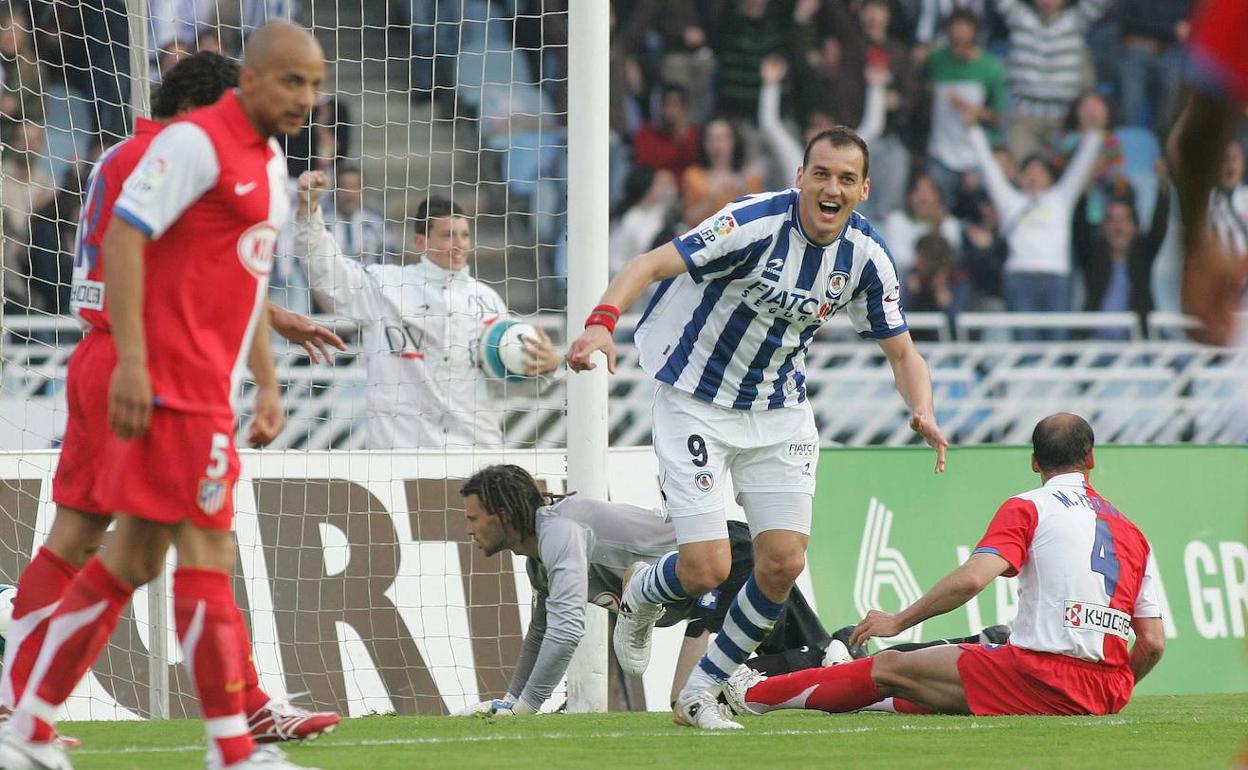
[{"xmin": 585, "ymin": 304, "xmax": 620, "ymax": 334}]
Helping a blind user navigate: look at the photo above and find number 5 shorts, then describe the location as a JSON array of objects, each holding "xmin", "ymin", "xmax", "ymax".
[
  {"xmin": 97, "ymin": 407, "xmax": 241, "ymax": 531},
  {"xmin": 652, "ymin": 383, "xmax": 819, "ymax": 544}
]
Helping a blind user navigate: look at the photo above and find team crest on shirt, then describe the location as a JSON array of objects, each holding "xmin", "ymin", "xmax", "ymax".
[
  {"xmin": 236, "ymin": 222, "xmax": 278, "ymax": 278},
  {"xmin": 197, "ymin": 478, "xmax": 228, "ymax": 515},
  {"xmin": 826, "ymin": 271, "xmax": 850, "ymax": 300},
  {"xmin": 694, "ymin": 471, "xmax": 715, "ymax": 492}
]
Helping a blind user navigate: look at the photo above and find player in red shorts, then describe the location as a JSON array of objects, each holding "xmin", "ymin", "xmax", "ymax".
[
  {"xmin": 1167, "ymin": 0, "xmax": 1248, "ymax": 346},
  {"xmin": 722, "ymin": 414, "xmax": 1166, "ymax": 719},
  {"xmin": 0, "ymin": 22, "xmax": 327, "ymax": 770},
  {"xmin": 0, "ymin": 52, "xmax": 341, "ymax": 750}
]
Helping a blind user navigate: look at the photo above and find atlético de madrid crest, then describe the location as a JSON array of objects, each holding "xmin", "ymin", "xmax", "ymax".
[{"xmin": 197, "ymin": 478, "xmax": 228, "ymax": 515}]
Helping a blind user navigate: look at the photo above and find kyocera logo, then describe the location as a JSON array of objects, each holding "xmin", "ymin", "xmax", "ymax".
[{"xmin": 237, "ymin": 223, "xmax": 278, "ymax": 278}]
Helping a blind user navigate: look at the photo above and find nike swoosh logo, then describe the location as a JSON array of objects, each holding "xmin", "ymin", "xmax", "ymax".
[{"xmin": 234, "ymin": 181, "xmax": 258, "ymax": 195}]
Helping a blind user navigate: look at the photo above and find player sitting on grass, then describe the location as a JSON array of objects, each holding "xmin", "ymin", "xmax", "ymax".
[{"xmin": 722, "ymin": 414, "xmax": 1166, "ymax": 718}]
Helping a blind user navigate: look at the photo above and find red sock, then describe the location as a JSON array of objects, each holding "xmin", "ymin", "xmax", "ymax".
[
  {"xmin": 174, "ymin": 568, "xmax": 254, "ymax": 767},
  {"xmin": 893, "ymin": 698, "xmax": 932, "ymax": 714},
  {"xmin": 746, "ymin": 658, "xmax": 883, "ymax": 714},
  {"xmin": 1, "ymin": 548, "xmax": 79, "ymax": 710},
  {"xmin": 236, "ymin": 609, "xmax": 270, "ymax": 717},
  {"xmin": 19, "ymin": 557, "xmax": 132, "ymax": 742}
]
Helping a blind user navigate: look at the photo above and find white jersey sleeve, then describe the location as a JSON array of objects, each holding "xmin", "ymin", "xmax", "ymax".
[
  {"xmin": 672, "ymin": 197, "xmax": 780, "ymax": 284},
  {"xmin": 114, "ymin": 123, "xmax": 220, "ymax": 240},
  {"xmin": 1133, "ymin": 548, "xmax": 1163, "ymax": 619}
]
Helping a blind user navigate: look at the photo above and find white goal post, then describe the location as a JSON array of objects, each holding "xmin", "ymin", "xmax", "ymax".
[{"xmin": 0, "ymin": 0, "xmax": 613, "ymax": 717}]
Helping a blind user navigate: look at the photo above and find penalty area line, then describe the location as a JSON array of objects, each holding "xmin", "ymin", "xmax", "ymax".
[{"xmin": 73, "ymin": 721, "xmax": 1014, "ymax": 756}]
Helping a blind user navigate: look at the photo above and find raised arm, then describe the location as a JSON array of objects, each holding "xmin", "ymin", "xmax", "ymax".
[
  {"xmin": 291, "ymin": 170, "xmax": 387, "ymax": 322},
  {"xmin": 967, "ymin": 124, "xmax": 1023, "ymax": 214},
  {"xmin": 1054, "ymin": 130, "xmax": 1106, "ymax": 201},
  {"xmin": 851, "ymin": 553, "xmax": 1009, "ymax": 647},
  {"xmin": 757, "ymin": 56, "xmax": 804, "ymax": 182}
]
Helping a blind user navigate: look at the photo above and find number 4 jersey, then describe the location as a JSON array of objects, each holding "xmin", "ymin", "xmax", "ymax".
[{"xmin": 974, "ymin": 472, "xmax": 1162, "ymax": 668}]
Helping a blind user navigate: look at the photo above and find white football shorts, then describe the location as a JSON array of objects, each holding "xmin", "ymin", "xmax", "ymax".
[{"xmin": 651, "ymin": 383, "xmax": 819, "ymax": 544}]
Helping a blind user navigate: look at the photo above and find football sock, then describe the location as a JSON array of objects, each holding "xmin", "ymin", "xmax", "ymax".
[
  {"xmin": 16, "ymin": 557, "xmax": 133, "ymax": 742},
  {"xmin": 625, "ymin": 551, "xmax": 687, "ymax": 607},
  {"xmin": 683, "ymin": 575, "xmax": 783, "ymax": 695},
  {"xmin": 237, "ymin": 613, "xmax": 271, "ymax": 717},
  {"xmin": 743, "ymin": 657, "xmax": 882, "ymax": 714},
  {"xmin": 0, "ymin": 547, "xmax": 78, "ymax": 710},
  {"xmin": 174, "ymin": 568, "xmax": 254, "ymax": 767}
]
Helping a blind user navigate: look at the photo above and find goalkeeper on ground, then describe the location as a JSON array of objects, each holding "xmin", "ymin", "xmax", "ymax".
[{"xmin": 452, "ymin": 464, "xmax": 1003, "ymax": 714}]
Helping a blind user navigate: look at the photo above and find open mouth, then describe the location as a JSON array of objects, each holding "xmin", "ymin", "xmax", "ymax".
[{"xmin": 818, "ymin": 201, "xmax": 843, "ymax": 219}]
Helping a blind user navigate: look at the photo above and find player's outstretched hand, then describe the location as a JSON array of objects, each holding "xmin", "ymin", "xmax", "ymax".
[
  {"xmin": 522, "ymin": 325, "xmax": 562, "ymax": 375},
  {"xmin": 108, "ymin": 360, "xmax": 152, "ymax": 439},
  {"xmin": 297, "ymin": 169, "xmax": 330, "ymax": 217},
  {"xmin": 1182, "ymin": 235, "xmax": 1248, "ymax": 346},
  {"xmin": 566, "ymin": 325, "xmax": 616, "ymax": 374},
  {"xmin": 850, "ymin": 610, "xmax": 903, "ymax": 649},
  {"xmin": 248, "ymin": 384, "xmax": 285, "ymax": 447},
  {"xmin": 910, "ymin": 412, "xmax": 948, "ymax": 473},
  {"xmin": 269, "ymin": 303, "xmax": 347, "ymax": 363}
]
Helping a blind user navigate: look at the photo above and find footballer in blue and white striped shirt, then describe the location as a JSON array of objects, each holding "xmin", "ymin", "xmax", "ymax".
[{"xmin": 568, "ymin": 127, "xmax": 948, "ymax": 729}]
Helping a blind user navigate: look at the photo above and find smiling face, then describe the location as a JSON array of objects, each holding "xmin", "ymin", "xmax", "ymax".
[
  {"xmin": 416, "ymin": 214, "xmax": 472, "ymax": 271},
  {"xmin": 463, "ymin": 494, "xmax": 511, "ymax": 557},
  {"xmin": 796, "ymin": 137, "xmax": 870, "ymax": 244}
]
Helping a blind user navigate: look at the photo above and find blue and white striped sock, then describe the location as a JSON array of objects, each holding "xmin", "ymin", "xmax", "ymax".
[
  {"xmin": 682, "ymin": 575, "xmax": 784, "ymax": 695},
  {"xmin": 624, "ymin": 552, "xmax": 686, "ymax": 607}
]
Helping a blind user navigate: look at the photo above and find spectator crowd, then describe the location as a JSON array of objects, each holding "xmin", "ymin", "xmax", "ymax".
[{"xmin": 0, "ymin": 0, "xmax": 1244, "ymax": 342}]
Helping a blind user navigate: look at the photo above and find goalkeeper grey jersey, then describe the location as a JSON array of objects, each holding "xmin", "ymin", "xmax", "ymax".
[{"xmin": 507, "ymin": 496, "xmax": 681, "ymax": 710}]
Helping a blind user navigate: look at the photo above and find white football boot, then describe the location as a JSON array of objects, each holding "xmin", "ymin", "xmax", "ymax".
[
  {"xmin": 721, "ymin": 665, "xmax": 767, "ymax": 717},
  {"xmin": 0, "ymin": 730, "xmax": 74, "ymax": 770},
  {"xmin": 206, "ymin": 744, "xmax": 323, "ymax": 770},
  {"xmin": 672, "ymin": 687, "xmax": 743, "ymax": 730},
  {"xmin": 613, "ymin": 562, "xmax": 666, "ymax": 677}
]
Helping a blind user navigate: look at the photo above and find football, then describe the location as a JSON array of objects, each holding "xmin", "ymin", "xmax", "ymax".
[
  {"xmin": 0, "ymin": 583, "xmax": 16, "ymax": 656},
  {"xmin": 479, "ymin": 318, "xmax": 539, "ymax": 381}
]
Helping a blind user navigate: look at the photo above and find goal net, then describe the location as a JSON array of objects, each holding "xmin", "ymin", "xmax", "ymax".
[{"xmin": 0, "ymin": 0, "xmax": 595, "ymax": 719}]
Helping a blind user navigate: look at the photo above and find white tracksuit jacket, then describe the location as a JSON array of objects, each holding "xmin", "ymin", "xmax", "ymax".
[{"xmin": 292, "ymin": 209, "xmax": 508, "ymax": 449}]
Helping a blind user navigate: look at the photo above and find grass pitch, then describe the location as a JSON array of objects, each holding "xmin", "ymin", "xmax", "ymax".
[{"xmin": 64, "ymin": 694, "xmax": 1245, "ymax": 770}]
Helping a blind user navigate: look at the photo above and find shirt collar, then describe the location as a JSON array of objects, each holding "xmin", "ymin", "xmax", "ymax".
[
  {"xmin": 218, "ymin": 89, "xmax": 267, "ymax": 148},
  {"xmin": 1043, "ymin": 472, "xmax": 1087, "ymax": 488},
  {"xmin": 417, "ymin": 256, "xmax": 471, "ymax": 282},
  {"xmin": 133, "ymin": 116, "xmax": 162, "ymax": 136},
  {"xmin": 791, "ymin": 190, "xmax": 851, "ymax": 249}
]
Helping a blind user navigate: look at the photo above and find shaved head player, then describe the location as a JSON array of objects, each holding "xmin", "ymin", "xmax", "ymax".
[{"xmin": 0, "ymin": 22, "xmax": 328, "ymax": 770}]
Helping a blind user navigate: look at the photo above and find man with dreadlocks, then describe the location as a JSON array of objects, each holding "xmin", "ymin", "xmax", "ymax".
[{"xmin": 454, "ymin": 465, "xmax": 1004, "ymax": 715}]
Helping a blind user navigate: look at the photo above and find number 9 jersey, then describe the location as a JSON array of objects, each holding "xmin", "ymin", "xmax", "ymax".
[{"xmin": 973, "ymin": 473, "xmax": 1161, "ymax": 668}]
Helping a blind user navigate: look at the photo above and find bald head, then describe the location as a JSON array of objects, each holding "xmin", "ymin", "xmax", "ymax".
[
  {"xmin": 243, "ymin": 21, "xmax": 322, "ymax": 73},
  {"xmin": 1031, "ymin": 413, "xmax": 1095, "ymax": 474},
  {"xmin": 236, "ymin": 21, "xmax": 325, "ymax": 138}
]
